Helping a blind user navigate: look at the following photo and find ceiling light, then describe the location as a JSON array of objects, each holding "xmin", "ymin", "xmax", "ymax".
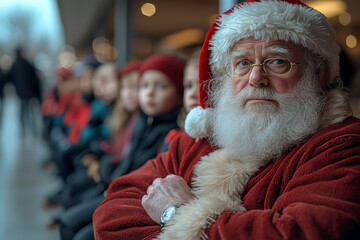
[
  {"xmin": 346, "ymin": 34, "xmax": 357, "ymax": 49},
  {"xmin": 304, "ymin": 0, "xmax": 347, "ymax": 18},
  {"xmin": 162, "ymin": 29, "xmax": 204, "ymax": 49},
  {"xmin": 141, "ymin": 3, "xmax": 156, "ymax": 17},
  {"xmin": 339, "ymin": 11, "xmax": 351, "ymax": 26}
]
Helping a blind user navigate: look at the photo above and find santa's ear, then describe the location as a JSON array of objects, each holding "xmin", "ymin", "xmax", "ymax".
[{"xmin": 317, "ymin": 62, "xmax": 328, "ymax": 87}]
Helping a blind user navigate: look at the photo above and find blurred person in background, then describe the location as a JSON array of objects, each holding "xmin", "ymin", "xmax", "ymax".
[
  {"xmin": 162, "ymin": 49, "xmax": 201, "ymax": 151},
  {"xmin": 41, "ymin": 67, "xmax": 81, "ymax": 173},
  {"xmin": 78, "ymin": 55, "xmax": 102, "ymax": 105},
  {"xmin": 0, "ymin": 66, "xmax": 9, "ymax": 128},
  {"xmin": 9, "ymin": 48, "xmax": 42, "ymax": 136}
]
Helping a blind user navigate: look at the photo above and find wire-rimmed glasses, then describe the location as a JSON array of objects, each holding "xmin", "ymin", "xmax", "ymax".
[{"xmin": 225, "ymin": 58, "xmax": 302, "ymax": 78}]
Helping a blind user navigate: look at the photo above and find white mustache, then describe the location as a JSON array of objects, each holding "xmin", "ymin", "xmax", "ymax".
[{"xmin": 233, "ymin": 87, "xmax": 278, "ymax": 106}]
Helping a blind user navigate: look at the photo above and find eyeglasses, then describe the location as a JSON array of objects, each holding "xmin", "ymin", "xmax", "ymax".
[{"xmin": 225, "ymin": 58, "xmax": 302, "ymax": 78}]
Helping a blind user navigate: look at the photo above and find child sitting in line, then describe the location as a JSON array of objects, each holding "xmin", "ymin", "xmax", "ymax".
[
  {"xmin": 41, "ymin": 67, "xmax": 82, "ymax": 171},
  {"xmin": 82, "ymin": 61, "xmax": 143, "ymax": 189},
  {"xmin": 59, "ymin": 55, "xmax": 185, "ymax": 240},
  {"xmin": 162, "ymin": 49, "xmax": 201, "ymax": 151}
]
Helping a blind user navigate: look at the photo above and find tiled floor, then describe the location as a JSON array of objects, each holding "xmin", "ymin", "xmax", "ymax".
[{"xmin": 0, "ymin": 89, "xmax": 62, "ymax": 240}]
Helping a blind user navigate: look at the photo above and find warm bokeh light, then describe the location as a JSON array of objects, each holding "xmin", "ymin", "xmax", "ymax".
[
  {"xmin": 92, "ymin": 37, "xmax": 117, "ymax": 62},
  {"xmin": 162, "ymin": 29, "xmax": 205, "ymax": 49},
  {"xmin": 304, "ymin": 0, "xmax": 347, "ymax": 18},
  {"xmin": 92, "ymin": 37, "xmax": 109, "ymax": 54},
  {"xmin": 141, "ymin": 3, "xmax": 156, "ymax": 17},
  {"xmin": 209, "ymin": 13, "xmax": 218, "ymax": 25},
  {"xmin": 339, "ymin": 11, "xmax": 351, "ymax": 26},
  {"xmin": 59, "ymin": 48, "xmax": 76, "ymax": 69},
  {"xmin": 346, "ymin": 34, "xmax": 357, "ymax": 49},
  {"xmin": 106, "ymin": 45, "xmax": 118, "ymax": 61}
]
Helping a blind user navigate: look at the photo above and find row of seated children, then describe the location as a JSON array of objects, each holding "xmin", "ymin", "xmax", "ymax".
[
  {"xmin": 61, "ymin": 51, "xmax": 201, "ymax": 240},
  {"xmin": 41, "ymin": 50, "xmax": 200, "ymax": 240}
]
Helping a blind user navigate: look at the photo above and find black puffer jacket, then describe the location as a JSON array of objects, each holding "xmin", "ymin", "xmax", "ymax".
[
  {"xmin": 9, "ymin": 55, "xmax": 41, "ymax": 100},
  {"xmin": 110, "ymin": 108, "xmax": 180, "ymax": 180}
]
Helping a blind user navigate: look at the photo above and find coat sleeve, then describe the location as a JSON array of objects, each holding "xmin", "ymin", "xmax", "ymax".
[
  {"xmin": 93, "ymin": 135, "xmax": 187, "ymax": 240},
  {"xmin": 204, "ymin": 134, "xmax": 360, "ymax": 239}
]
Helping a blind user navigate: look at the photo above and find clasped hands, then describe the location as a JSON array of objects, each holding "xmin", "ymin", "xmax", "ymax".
[{"xmin": 141, "ymin": 174, "xmax": 195, "ymax": 224}]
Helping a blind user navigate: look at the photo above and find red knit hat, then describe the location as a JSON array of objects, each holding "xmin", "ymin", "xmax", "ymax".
[
  {"xmin": 185, "ymin": 0, "xmax": 340, "ymax": 140},
  {"xmin": 118, "ymin": 61, "xmax": 142, "ymax": 79},
  {"xmin": 139, "ymin": 55, "xmax": 185, "ymax": 94},
  {"xmin": 58, "ymin": 67, "xmax": 72, "ymax": 80}
]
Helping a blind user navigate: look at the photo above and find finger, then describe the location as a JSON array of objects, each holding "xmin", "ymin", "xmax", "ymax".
[
  {"xmin": 165, "ymin": 174, "xmax": 176, "ymax": 179},
  {"xmin": 152, "ymin": 177, "xmax": 162, "ymax": 185},
  {"xmin": 147, "ymin": 185, "xmax": 153, "ymax": 195},
  {"xmin": 141, "ymin": 194, "xmax": 147, "ymax": 207}
]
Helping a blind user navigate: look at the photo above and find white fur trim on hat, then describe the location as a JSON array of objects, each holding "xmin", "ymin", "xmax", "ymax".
[
  {"xmin": 209, "ymin": 0, "xmax": 340, "ymax": 84},
  {"xmin": 185, "ymin": 106, "xmax": 213, "ymax": 140}
]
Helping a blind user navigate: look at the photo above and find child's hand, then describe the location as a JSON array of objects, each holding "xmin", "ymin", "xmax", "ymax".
[
  {"xmin": 81, "ymin": 154, "xmax": 97, "ymax": 166},
  {"xmin": 87, "ymin": 160, "xmax": 101, "ymax": 183}
]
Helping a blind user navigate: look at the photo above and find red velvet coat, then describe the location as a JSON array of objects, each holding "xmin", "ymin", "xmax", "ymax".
[{"xmin": 93, "ymin": 117, "xmax": 360, "ymax": 239}]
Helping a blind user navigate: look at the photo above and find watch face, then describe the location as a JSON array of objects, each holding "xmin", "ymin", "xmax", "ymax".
[{"xmin": 161, "ymin": 205, "xmax": 177, "ymax": 223}]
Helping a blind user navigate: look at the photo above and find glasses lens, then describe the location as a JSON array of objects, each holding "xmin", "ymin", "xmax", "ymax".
[
  {"xmin": 226, "ymin": 61, "xmax": 251, "ymax": 77},
  {"xmin": 264, "ymin": 58, "xmax": 291, "ymax": 75}
]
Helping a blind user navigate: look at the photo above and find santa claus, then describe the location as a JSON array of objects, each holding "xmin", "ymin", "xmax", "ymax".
[{"xmin": 93, "ymin": 0, "xmax": 360, "ymax": 239}]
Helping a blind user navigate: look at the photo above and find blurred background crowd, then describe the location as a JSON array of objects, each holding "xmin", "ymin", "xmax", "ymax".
[{"xmin": 0, "ymin": 0, "xmax": 359, "ymax": 239}]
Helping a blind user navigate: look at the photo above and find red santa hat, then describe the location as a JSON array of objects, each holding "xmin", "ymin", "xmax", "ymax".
[
  {"xmin": 139, "ymin": 55, "xmax": 185, "ymax": 94},
  {"xmin": 185, "ymin": 0, "xmax": 340, "ymax": 140}
]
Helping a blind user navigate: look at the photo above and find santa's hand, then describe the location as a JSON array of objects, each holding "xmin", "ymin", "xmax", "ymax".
[{"xmin": 141, "ymin": 174, "xmax": 194, "ymax": 224}]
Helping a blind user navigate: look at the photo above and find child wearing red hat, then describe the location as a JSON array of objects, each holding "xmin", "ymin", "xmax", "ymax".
[
  {"xmin": 110, "ymin": 55, "xmax": 184, "ymax": 177},
  {"xmin": 162, "ymin": 49, "xmax": 201, "ymax": 151}
]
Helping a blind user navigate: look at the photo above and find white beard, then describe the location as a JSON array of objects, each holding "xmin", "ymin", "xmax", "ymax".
[{"xmin": 211, "ymin": 68, "xmax": 325, "ymax": 163}]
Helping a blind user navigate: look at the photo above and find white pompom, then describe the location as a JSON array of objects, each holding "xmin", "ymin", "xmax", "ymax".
[{"xmin": 185, "ymin": 106, "xmax": 213, "ymax": 140}]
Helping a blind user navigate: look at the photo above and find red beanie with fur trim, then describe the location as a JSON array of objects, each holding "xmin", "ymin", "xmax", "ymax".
[{"xmin": 139, "ymin": 55, "xmax": 185, "ymax": 94}]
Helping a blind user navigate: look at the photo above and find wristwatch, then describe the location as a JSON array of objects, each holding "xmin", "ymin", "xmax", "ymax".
[{"xmin": 160, "ymin": 205, "xmax": 180, "ymax": 228}]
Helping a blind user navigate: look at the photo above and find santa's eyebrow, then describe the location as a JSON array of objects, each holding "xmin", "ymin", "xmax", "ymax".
[
  {"xmin": 230, "ymin": 47, "xmax": 292, "ymax": 59},
  {"xmin": 230, "ymin": 50, "xmax": 253, "ymax": 59},
  {"xmin": 266, "ymin": 47, "xmax": 292, "ymax": 57}
]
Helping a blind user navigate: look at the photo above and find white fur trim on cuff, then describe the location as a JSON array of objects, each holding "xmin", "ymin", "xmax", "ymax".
[
  {"xmin": 155, "ymin": 196, "xmax": 246, "ymax": 240},
  {"xmin": 185, "ymin": 106, "xmax": 213, "ymax": 140}
]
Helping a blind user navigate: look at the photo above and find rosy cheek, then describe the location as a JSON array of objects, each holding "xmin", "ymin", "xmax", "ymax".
[{"xmin": 232, "ymin": 78, "xmax": 247, "ymax": 94}]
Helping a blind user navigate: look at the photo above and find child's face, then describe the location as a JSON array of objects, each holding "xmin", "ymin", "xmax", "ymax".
[
  {"xmin": 139, "ymin": 70, "xmax": 181, "ymax": 117},
  {"xmin": 120, "ymin": 71, "xmax": 139, "ymax": 114},
  {"xmin": 79, "ymin": 67, "xmax": 95, "ymax": 95},
  {"xmin": 57, "ymin": 76, "xmax": 79, "ymax": 94},
  {"xmin": 183, "ymin": 64, "xmax": 199, "ymax": 113},
  {"xmin": 93, "ymin": 71, "xmax": 119, "ymax": 104}
]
